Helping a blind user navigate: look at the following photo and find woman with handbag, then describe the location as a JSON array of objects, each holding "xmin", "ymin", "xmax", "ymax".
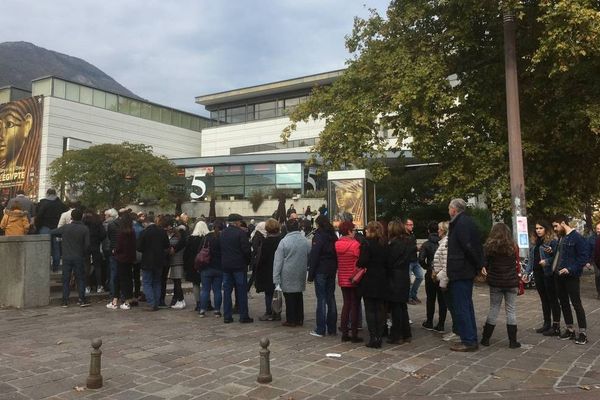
[
  {"xmin": 386, "ymin": 220, "xmax": 413, "ymax": 344},
  {"xmin": 480, "ymin": 223, "xmax": 521, "ymax": 348},
  {"xmin": 184, "ymin": 220, "xmax": 209, "ymax": 312},
  {"xmin": 358, "ymin": 221, "xmax": 388, "ymax": 348},
  {"xmin": 168, "ymin": 225, "xmax": 188, "ymax": 309},
  {"xmin": 335, "ymin": 221, "xmax": 363, "ymax": 343},
  {"xmin": 198, "ymin": 221, "xmax": 224, "ymax": 317},
  {"xmin": 254, "ymin": 219, "xmax": 282, "ymax": 321}
]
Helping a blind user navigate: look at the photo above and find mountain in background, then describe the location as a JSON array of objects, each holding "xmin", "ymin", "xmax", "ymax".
[{"xmin": 0, "ymin": 41, "xmax": 141, "ymax": 99}]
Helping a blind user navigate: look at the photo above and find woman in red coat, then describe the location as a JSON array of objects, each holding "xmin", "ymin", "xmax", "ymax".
[{"xmin": 335, "ymin": 221, "xmax": 363, "ymax": 342}]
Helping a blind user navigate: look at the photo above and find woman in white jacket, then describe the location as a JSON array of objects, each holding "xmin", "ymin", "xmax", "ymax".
[{"xmin": 432, "ymin": 221, "xmax": 458, "ymax": 341}]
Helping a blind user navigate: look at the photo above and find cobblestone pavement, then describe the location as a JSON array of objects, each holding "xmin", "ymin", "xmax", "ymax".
[{"xmin": 1, "ymin": 272, "xmax": 600, "ymax": 400}]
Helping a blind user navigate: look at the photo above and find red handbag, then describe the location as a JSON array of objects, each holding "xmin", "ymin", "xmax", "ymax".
[{"xmin": 350, "ymin": 267, "xmax": 367, "ymax": 285}]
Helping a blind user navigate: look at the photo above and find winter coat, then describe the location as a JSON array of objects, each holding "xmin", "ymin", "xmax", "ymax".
[
  {"xmin": 255, "ymin": 235, "xmax": 282, "ymax": 293},
  {"xmin": 484, "ymin": 250, "xmax": 519, "ymax": 289},
  {"xmin": 433, "ymin": 235, "xmax": 449, "ymax": 288},
  {"xmin": 386, "ymin": 237, "xmax": 412, "ymax": 303},
  {"xmin": 35, "ymin": 196, "xmax": 68, "ymax": 230},
  {"xmin": 107, "ymin": 218, "xmax": 121, "ymax": 250},
  {"xmin": 273, "ymin": 231, "xmax": 310, "ymax": 293},
  {"xmin": 183, "ymin": 235, "xmax": 203, "ymax": 284},
  {"xmin": 114, "ymin": 230, "xmax": 137, "ymax": 264},
  {"xmin": 447, "ymin": 212, "xmax": 484, "ymax": 281},
  {"xmin": 84, "ymin": 218, "xmax": 106, "ymax": 250},
  {"xmin": 335, "ymin": 236, "xmax": 361, "ymax": 288},
  {"xmin": 555, "ymin": 230, "xmax": 588, "ymax": 277},
  {"xmin": 137, "ymin": 223, "xmax": 170, "ymax": 271},
  {"xmin": 307, "ymin": 228, "xmax": 338, "ymax": 281},
  {"xmin": 220, "ymin": 225, "xmax": 251, "ymax": 272},
  {"xmin": 526, "ymin": 238, "xmax": 557, "ymax": 276},
  {"xmin": 51, "ymin": 221, "xmax": 90, "ymax": 259},
  {"xmin": 419, "ymin": 233, "xmax": 440, "ymax": 271},
  {"xmin": 6, "ymin": 195, "xmax": 34, "ymax": 220},
  {"xmin": 0, "ymin": 210, "xmax": 30, "ymax": 236},
  {"xmin": 358, "ymin": 238, "xmax": 388, "ymax": 299}
]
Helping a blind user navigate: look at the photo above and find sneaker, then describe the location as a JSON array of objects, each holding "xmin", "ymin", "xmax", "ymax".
[
  {"xmin": 259, "ymin": 313, "xmax": 274, "ymax": 321},
  {"xmin": 559, "ymin": 329, "xmax": 576, "ymax": 340},
  {"xmin": 85, "ymin": 287, "xmax": 91, "ymax": 295},
  {"xmin": 214, "ymin": 311, "xmax": 222, "ymax": 317},
  {"xmin": 442, "ymin": 332, "xmax": 458, "ymax": 342},
  {"xmin": 171, "ymin": 300, "xmax": 186, "ymax": 310},
  {"xmin": 106, "ymin": 302, "xmax": 118, "ymax": 310},
  {"xmin": 78, "ymin": 299, "xmax": 91, "ymax": 307},
  {"xmin": 61, "ymin": 300, "xmax": 68, "ymax": 308},
  {"xmin": 409, "ymin": 319, "xmax": 413, "ymax": 325},
  {"xmin": 119, "ymin": 303, "xmax": 131, "ymax": 310},
  {"xmin": 422, "ymin": 321, "xmax": 435, "ymax": 331},
  {"xmin": 198, "ymin": 310, "xmax": 206, "ymax": 318},
  {"xmin": 96, "ymin": 285, "xmax": 104, "ymax": 294},
  {"xmin": 309, "ymin": 331, "xmax": 324, "ymax": 338},
  {"xmin": 543, "ymin": 326, "xmax": 560, "ymax": 336},
  {"xmin": 434, "ymin": 325, "xmax": 447, "ymax": 333},
  {"xmin": 575, "ymin": 333, "xmax": 588, "ymax": 345}
]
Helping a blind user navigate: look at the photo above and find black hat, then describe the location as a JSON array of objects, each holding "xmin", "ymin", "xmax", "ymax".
[{"xmin": 227, "ymin": 213, "xmax": 243, "ymax": 222}]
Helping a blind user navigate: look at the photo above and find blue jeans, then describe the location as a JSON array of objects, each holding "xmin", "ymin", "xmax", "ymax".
[
  {"xmin": 200, "ymin": 269, "xmax": 223, "ymax": 312},
  {"xmin": 39, "ymin": 226, "xmax": 61, "ymax": 270},
  {"xmin": 314, "ymin": 273, "xmax": 337, "ymax": 335},
  {"xmin": 108, "ymin": 255, "xmax": 118, "ymax": 298},
  {"xmin": 142, "ymin": 268, "xmax": 163, "ymax": 308},
  {"xmin": 223, "ymin": 270, "xmax": 249, "ymax": 320},
  {"xmin": 409, "ymin": 261, "xmax": 424, "ymax": 300},
  {"xmin": 451, "ymin": 279, "xmax": 478, "ymax": 345},
  {"xmin": 62, "ymin": 256, "xmax": 85, "ymax": 301}
]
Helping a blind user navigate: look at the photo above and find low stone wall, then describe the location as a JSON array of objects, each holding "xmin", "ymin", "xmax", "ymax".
[{"xmin": 0, "ymin": 235, "xmax": 50, "ymax": 308}]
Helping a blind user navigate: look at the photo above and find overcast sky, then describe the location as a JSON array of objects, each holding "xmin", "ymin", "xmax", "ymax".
[{"xmin": 1, "ymin": 0, "xmax": 390, "ymax": 115}]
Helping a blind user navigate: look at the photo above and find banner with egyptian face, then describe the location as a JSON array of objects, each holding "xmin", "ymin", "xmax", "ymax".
[
  {"xmin": 0, "ymin": 96, "xmax": 43, "ymax": 200},
  {"xmin": 329, "ymin": 178, "xmax": 365, "ymax": 229}
]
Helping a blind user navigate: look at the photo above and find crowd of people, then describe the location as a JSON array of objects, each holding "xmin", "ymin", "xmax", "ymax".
[{"xmin": 2, "ymin": 189, "xmax": 599, "ymax": 351}]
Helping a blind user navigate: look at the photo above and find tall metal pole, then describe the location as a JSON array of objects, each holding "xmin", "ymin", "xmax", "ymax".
[{"xmin": 503, "ymin": 8, "xmax": 527, "ymax": 255}]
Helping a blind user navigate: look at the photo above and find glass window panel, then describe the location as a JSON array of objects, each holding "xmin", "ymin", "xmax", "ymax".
[
  {"xmin": 214, "ymin": 165, "xmax": 243, "ymax": 176},
  {"xmin": 53, "ymin": 79, "xmax": 66, "ymax": 98},
  {"xmin": 92, "ymin": 89, "xmax": 106, "ymax": 108},
  {"xmin": 256, "ymin": 101, "xmax": 276, "ymax": 111},
  {"xmin": 151, "ymin": 105, "xmax": 161, "ymax": 121},
  {"xmin": 245, "ymin": 175, "xmax": 276, "ymax": 185},
  {"xmin": 141, "ymin": 103, "xmax": 151, "ymax": 119},
  {"xmin": 244, "ymin": 164, "xmax": 276, "ymax": 175},
  {"xmin": 246, "ymin": 105, "xmax": 254, "ymax": 121},
  {"xmin": 258, "ymin": 108, "xmax": 276, "ymax": 119},
  {"xmin": 106, "ymin": 93, "xmax": 118, "ymax": 111},
  {"xmin": 80, "ymin": 86, "xmax": 93, "ymax": 105},
  {"xmin": 65, "ymin": 82, "xmax": 80, "ymax": 101},
  {"xmin": 276, "ymin": 163, "xmax": 301, "ymax": 173},
  {"xmin": 181, "ymin": 114, "xmax": 191, "ymax": 129},
  {"xmin": 172, "ymin": 111, "xmax": 181, "ymax": 126},
  {"xmin": 276, "ymin": 173, "xmax": 302, "ymax": 185},
  {"xmin": 285, "ymin": 97, "xmax": 300, "ymax": 108},
  {"xmin": 245, "ymin": 185, "xmax": 275, "ymax": 198},
  {"xmin": 216, "ymin": 185, "xmax": 244, "ymax": 195},
  {"xmin": 191, "ymin": 117, "xmax": 200, "ymax": 131},
  {"xmin": 214, "ymin": 176, "xmax": 244, "ymax": 186},
  {"xmin": 161, "ymin": 108, "xmax": 171, "ymax": 124},
  {"xmin": 32, "ymin": 78, "xmax": 52, "ymax": 96},
  {"xmin": 277, "ymin": 183, "xmax": 302, "ymax": 189},
  {"xmin": 118, "ymin": 96, "xmax": 130, "ymax": 114},
  {"xmin": 229, "ymin": 106, "xmax": 246, "ymax": 116},
  {"xmin": 129, "ymin": 100, "xmax": 141, "ymax": 116}
]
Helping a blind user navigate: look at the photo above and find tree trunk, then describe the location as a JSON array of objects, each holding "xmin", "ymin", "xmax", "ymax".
[{"xmin": 584, "ymin": 202, "xmax": 593, "ymax": 234}]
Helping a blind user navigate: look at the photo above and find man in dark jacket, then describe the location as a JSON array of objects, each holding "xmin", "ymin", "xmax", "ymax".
[
  {"xmin": 447, "ymin": 199, "xmax": 483, "ymax": 352},
  {"xmin": 51, "ymin": 209, "xmax": 90, "ymax": 307},
  {"xmin": 137, "ymin": 215, "xmax": 170, "ymax": 311},
  {"xmin": 419, "ymin": 221, "xmax": 446, "ymax": 332},
  {"xmin": 406, "ymin": 219, "xmax": 424, "ymax": 304},
  {"xmin": 36, "ymin": 188, "xmax": 68, "ymax": 270},
  {"xmin": 220, "ymin": 213, "xmax": 253, "ymax": 323}
]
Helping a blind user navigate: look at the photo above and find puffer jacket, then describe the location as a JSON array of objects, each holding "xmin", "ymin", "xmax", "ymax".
[
  {"xmin": 432, "ymin": 235, "xmax": 449, "ymax": 288},
  {"xmin": 335, "ymin": 236, "xmax": 361, "ymax": 288},
  {"xmin": 0, "ymin": 210, "xmax": 30, "ymax": 236},
  {"xmin": 485, "ymin": 250, "xmax": 519, "ymax": 289}
]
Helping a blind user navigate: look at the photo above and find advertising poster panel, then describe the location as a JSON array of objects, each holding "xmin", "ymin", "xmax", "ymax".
[
  {"xmin": 0, "ymin": 96, "xmax": 43, "ymax": 200},
  {"xmin": 329, "ymin": 178, "xmax": 365, "ymax": 229}
]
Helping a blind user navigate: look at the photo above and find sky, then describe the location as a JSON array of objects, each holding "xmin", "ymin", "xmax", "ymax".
[{"xmin": 1, "ymin": 0, "xmax": 390, "ymax": 115}]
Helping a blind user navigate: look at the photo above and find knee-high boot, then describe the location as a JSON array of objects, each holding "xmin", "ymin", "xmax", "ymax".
[
  {"xmin": 480, "ymin": 323, "xmax": 495, "ymax": 346},
  {"xmin": 507, "ymin": 324, "xmax": 521, "ymax": 348}
]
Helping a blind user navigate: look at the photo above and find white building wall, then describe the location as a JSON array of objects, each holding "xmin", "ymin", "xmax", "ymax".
[
  {"xmin": 38, "ymin": 96, "xmax": 202, "ymax": 198},
  {"xmin": 200, "ymin": 116, "xmax": 325, "ymax": 157}
]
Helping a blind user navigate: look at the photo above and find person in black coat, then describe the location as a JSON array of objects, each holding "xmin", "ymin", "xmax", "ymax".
[
  {"xmin": 35, "ymin": 188, "xmax": 68, "ymax": 270},
  {"xmin": 308, "ymin": 215, "xmax": 338, "ymax": 337},
  {"xmin": 447, "ymin": 198, "xmax": 484, "ymax": 352},
  {"xmin": 386, "ymin": 220, "xmax": 414, "ymax": 344},
  {"xmin": 358, "ymin": 221, "xmax": 388, "ymax": 348},
  {"xmin": 419, "ymin": 221, "xmax": 447, "ymax": 332},
  {"xmin": 83, "ymin": 210, "xmax": 106, "ymax": 293},
  {"xmin": 254, "ymin": 219, "xmax": 282, "ymax": 321},
  {"xmin": 137, "ymin": 215, "xmax": 170, "ymax": 310}
]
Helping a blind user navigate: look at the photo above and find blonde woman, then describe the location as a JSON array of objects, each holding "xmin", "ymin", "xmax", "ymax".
[{"xmin": 432, "ymin": 221, "xmax": 457, "ymax": 341}]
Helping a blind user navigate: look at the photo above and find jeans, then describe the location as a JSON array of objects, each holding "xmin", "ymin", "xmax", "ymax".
[
  {"xmin": 264, "ymin": 288, "xmax": 274, "ymax": 315},
  {"xmin": 409, "ymin": 261, "xmax": 424, "ymax": 300},
  {"xmin": 314, "ymin": 273, "xmax": 337, "ymax": 335},
  {"xmin": 283, "ymin": 292, "xmax": 304, "ymax": 325},
  {"xmin": 142, "ymin": 268, "xmax": 163, "ymax": 308},
  {"xmin": 451, "ymin": 279, "xmax": 478, "ymax": 345},
  {"xmin": 341, "ymin": 287, "xmax": 360, "ymax": 337},
  {"xmin": 425, "ymin": 271, "xmax": 447, "ymax": 326},
  {"xmin": 486, "ymin": 286, "xmax": 517, "ymax": 325},
  {"xmin": 223, "ymin": 270, "xmax": 249, "ymax": 320},
  {"xmin": 364, "ymin": 297, "xmax": 385, "ymax": 339},
  {"xmin": 442, "ymin": 287, "xmax": 458, "ymax": 334},
  {"xmin": 62, "ymin": 256, "xmax": 85, "ymax": 301},
  {"xmin": 201, "ymin": 269, "xmax": 223, "ymax": 311},
  {"xmin": 555, "ymin": 274, "xmax": 586, "ymax": 329},
  {"xmin": 39, "ymin": 226, "xmax": 61, "ymax": 270},
  {"xmin": 108, "ymin": 255, "xmax": 118, "ymax": 298},
  {"xmin": 534, "ymin": 268, "xmax": 561, "ymax": 324}
]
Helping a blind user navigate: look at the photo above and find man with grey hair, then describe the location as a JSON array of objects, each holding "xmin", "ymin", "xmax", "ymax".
[{"xmin": 446, "ymin": 198, "xmax": 483, "ymax": 351}]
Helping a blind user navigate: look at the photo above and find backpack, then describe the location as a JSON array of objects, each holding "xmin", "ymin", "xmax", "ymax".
[{"xmin": 194, "ymin": 236, "xmax": 211, "ymax": 271}]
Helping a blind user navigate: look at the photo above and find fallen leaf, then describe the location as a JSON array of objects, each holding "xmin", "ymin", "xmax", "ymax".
[
  {"xmin": 579, "ymin": 385, "xmax": 591, "ymax": 391},
  {"xmin": 74, "ymin": 386, "xmax": 86, "ymax": 392},
  {"xmin": 56, "ymin": 340, "xmax": 63, "ymax": 345}
]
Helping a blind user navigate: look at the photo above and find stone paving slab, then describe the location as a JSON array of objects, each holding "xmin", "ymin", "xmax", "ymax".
[{"xmin": 2, "ymin": 272, "xmax": 600, "ymax": 399}]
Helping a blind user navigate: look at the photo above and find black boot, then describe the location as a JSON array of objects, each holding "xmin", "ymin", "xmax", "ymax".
[
  {"xmin": 480, "ymin": 323, "xmax": 495, "ymax": 346},
  {"xmin": 536, "ymin": 321, "xmax": 550, "ymax": 334},
  {"xmin": 542, "ymin": 322, "xmax": 560, "ymax": 337},
  {"xmin": 366, "ymin": 336, "xmax": 379, "ymax": 348},
  {"xmin": 507, "ymin": 324, "xmax": 521, "ymax": 348}
]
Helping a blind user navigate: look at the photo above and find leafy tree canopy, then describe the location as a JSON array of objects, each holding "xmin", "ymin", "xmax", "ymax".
[
  {"xmin": 49, "ymin": 142, "xmax": 177, "ymax": 209},
  {"xmin": 285, "ymin": 0, "xmax": 600, "ymax": 221}
]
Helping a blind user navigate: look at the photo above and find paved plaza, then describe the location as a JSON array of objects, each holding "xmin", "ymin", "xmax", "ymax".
[{"xmin": 2, "ymin": 273, "xmax": 600, "ymax": 400}]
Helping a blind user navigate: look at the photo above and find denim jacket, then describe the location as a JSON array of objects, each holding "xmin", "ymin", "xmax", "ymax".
[
  {"xmin": 557, "ymin": 230, "xmax": 588, "ymax": 277},
  {"xmin": 526, "ymin": 239, "xmax": 557, "ymax": 276}
]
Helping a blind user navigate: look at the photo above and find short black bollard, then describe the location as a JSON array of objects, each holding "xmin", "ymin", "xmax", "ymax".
[
  {"xmin": 257, "ymin": 337, "xmax": 272, "ymax": 384},
  {"xmin": 86, "ymin": 338, "xmax": 103, "ymax": 389}
]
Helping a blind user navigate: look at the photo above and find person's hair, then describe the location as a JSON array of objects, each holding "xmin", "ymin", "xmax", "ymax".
[
  {"xmin": 427, "ymin": 221, "xmax": 439, "ymax": 234},
  {"xmin": 438, "ymin": 221, "xmax": 449, "ymax": 236},
  {"xmin": 240, "ymin": 220, "xmax": 248, "ymax": 228},
  {"xmin": 265, "ymin": 218, "xmax": 280, "ymax": 234},
  {"xmin": 70, "ymin": 208, "xmax": 83, "ymax": 221},
  {"xmin": 449, "ymin": 198, "xmax": 467, "ymax": 213},
  {"xmin": 119, "ymin": 213, "xmax": 133, "ymax": 233},
  {"xmin": 315, "ymin": 215, "xmax": 334, "ymax": 232},
  {"xmin": 146, "ymin": 214, "xmax": 155, "ymax": 224},
  {"xmin": 104, "ymin": 208, "xmax": 118, "ymax": 219},
  {"xmin": 192, "ymin": 220, "xmax": 209, "ymax": 237},
  {"xmin": 338, "ymin": 220, "xmax": 355, "ymax": 236},
  {"xmin": 46, "ymin": 188, "xmax": 56, "ymax": 196},
  {"xmin": 388, "ymin": 220, "xmax": 408, "ymax": 241},
  {"xmin": 213, "ymin": 220, "xmax": 224, "ymax": 236},
  {"xmin": 552, "ymin": 214, "xmax": 571, "ymax": 226},
  {"xmin": 365, "ymin": 221, "xmax": 386, "ymax": 244},
  {"xmin": 285, "ymin": 218, "xmax": 299, "ymax": 232},
  {"xmin": 533, "ymin": 220, "xmax": 554, "ymax": 244},
  {"xmin": 484, "ymin": 223, "xmax": 516, "ymax": 257}
]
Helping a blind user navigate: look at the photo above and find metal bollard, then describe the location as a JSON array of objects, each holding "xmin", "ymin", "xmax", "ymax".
[
  {"xmin": 86, "ymin": 338, "xmax": 103, "ymax": 389},
  {"xmin": 257, "ymin": 337, "xmax": 272, "ymax": 384}
]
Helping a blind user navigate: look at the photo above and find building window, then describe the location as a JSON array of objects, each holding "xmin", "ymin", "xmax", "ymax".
[{"xmin": 65, "ymin": 82, "xmax": 80, "ymax": 101}]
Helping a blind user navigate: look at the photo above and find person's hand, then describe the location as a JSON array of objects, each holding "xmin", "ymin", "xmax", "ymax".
[
  {"xmin": 539, "ymin": 259, "xmax": 546, "ymax": 267},
  {"xmin": 481, "ymin": 267, "xmax": 488, "ymax": 276},
  {"xmin": 585, "ymin": 263, "xmax": 592, "ymax": 271},
  {"xmin": 559, "ymin": 268, "xmax": 569, "ymax": 275},
  {"xmin": 543, "ymin": 246, "xmax": 553, "ymax": 254}
]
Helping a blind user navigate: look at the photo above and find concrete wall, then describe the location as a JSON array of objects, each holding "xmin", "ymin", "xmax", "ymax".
[
  {"xmin": 38, "ymin": 96, "xmax": 204, "ymax": 198},
  {"xmin": 0, "ymin": 235, "xmax": 50, "ymax": 308}
]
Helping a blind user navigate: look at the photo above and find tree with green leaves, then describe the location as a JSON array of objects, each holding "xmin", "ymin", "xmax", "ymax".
[
  {"xmin": 49, "ymin": 142, "xmax": 177, "ymax": 209},
  {"xmin": 285, "ymin": 0, "xmax": 600, "ymax": 225}
]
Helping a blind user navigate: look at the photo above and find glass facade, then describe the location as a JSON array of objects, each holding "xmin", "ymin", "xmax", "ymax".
[
  {"xmin": 230, "ymin": 137, "xmax": 317, "ymax": 155},
  {"xmin": 31, "ymin": 77, "xmax": 210, "ymax": 132},
  {"xmin": 209, "ymin": 95, "xmax": 309, "ymax": 125}
]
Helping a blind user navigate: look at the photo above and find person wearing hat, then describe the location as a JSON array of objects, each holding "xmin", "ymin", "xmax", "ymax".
[{"xmin": 220, "ymin": 213, "xmax": 253, "ymax": 323}]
